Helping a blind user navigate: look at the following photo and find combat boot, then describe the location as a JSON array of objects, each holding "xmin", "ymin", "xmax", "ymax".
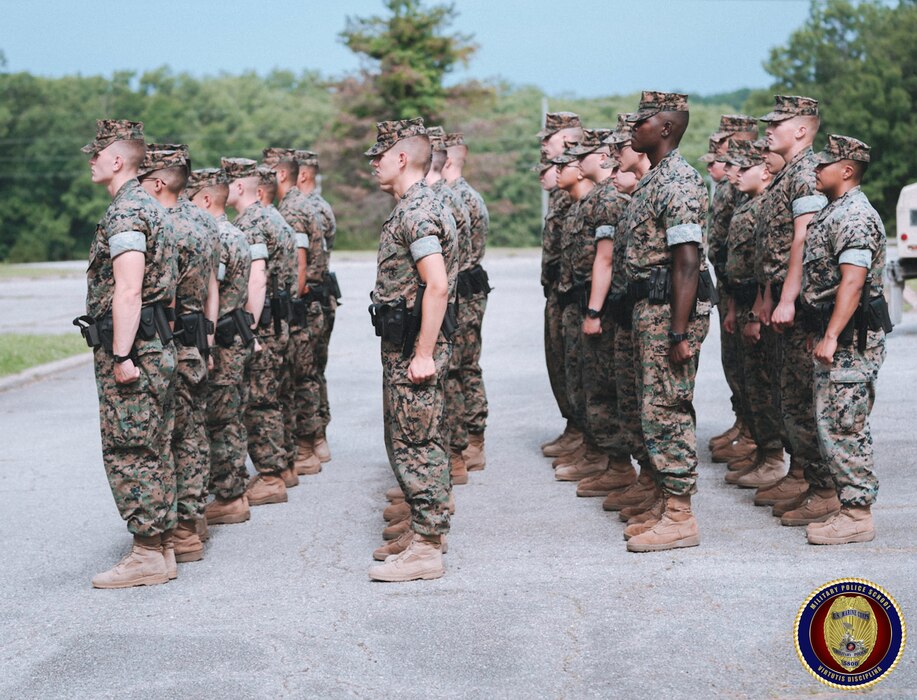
[
  {"xmin": 246, "ymin": 474, "xmax": 288, "ymax": 506},
  {"xmin": 383, "ymin": 500, "xmax": 411, "ymax": 523},
  {"xmin": 726, "ymin": 450, "xmax": 758, "ymax": 472},
  {"xmin": 555, "ymin": 448, "xmax": 608, "ymax": 482},
  {"xmin": 314, "ymin": 430, "xmax": 332, "ymax": 463},
  {"xmin": 382, "ymin": 517, "xmax": 412, "ymax": 540},
  {"xmin": 385, "ymin": 486, "xmax": 405, "ymax": 503},
  {"xmin": 626, "ymin": 495, "xmax": 700, "ymax": 552},
  {"xmin": 173, "ymin": 520, "xmax": 204, "ymax": 563},
  {"xmin": 295, "ymin": 440, "xmax": 322, "ymax": 475},
  {"xmin": 542, "ymin": 425, "xmax": 583, "ymax": 457},
  {"xmin": 708, "ymin": 418, "xmax": 742, "ymax": 452},
  {"xmin": 368, "ymin": 534, "xmax": 445, "ymax": 582},
  {"xmin": 92, "ymin": 535, "xmax": 168, "ymax": 589},
  {"xmin": 551, "ymin": 443, "xmax": 587, "ymax": 469},
  {"xmin": 372, "ymin": 529, "xmax": 414, "ymax": 561},
  {"xmin": 577, "ymin": 457, "xmax": 636, "ymax": 497},
  {"xmin": 464, "ymin": 432, "xmax": 486, "ymax": 471},
  {"xmin": 450, "ymin": 450, "xmax": 469, "ymax": 485},
  {"xmin": 282, "ymin": 467, "xmax": 300, "ymax": 488},
  {"xmin": 772, "ymin": 489, "xmax": 809, "ymax": 517},
  {"xmin": 712, "ymin": 430, "xmax": 756, "ymax": 464},
  {"xmin": 195, "ymin": 516, "xmax": 210, "ymax": 543},
  {"xmin": 160, "ymin": 531, "xmax": 178, "ymax": 581},
  {"xmin": 389, "ymin": 534, "xmax": 447, "ymax": 560},
  {"xmin": 623, "ymin": 498, "xmax": 664, "ymax": 540},
  {"xmin": 780, "ymin": 487, "xmax": 841, "ymax": 526},
  {"xmin": 602, "ymin": 470, "xmax": 655, "ymax": 511},
  {"xmin": 806, "ymin": 506, "xmax": 875, "ymax": 545},
  {"xmin": 755, "ymin": 463, "xmax": 807, "ymax": 506},
  {"xmin": 205, "ymin": 494, "xmax": 251, "ymax": 525},
  {"xmin": 619, "ymin": 488, "xmax": 660, "ymax": 522},
  {"xmin": 724, "ymin": 456, "xmax": 761, "ymax": 485},
  {"xmin": 735, "ymin": 449, "xmax": 786, "ymax": 489}
]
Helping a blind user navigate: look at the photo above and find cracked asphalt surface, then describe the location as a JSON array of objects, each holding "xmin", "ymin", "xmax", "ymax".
[{"xmin": 1, "ymin": 251, "xmax": 915, "ymax": 698}]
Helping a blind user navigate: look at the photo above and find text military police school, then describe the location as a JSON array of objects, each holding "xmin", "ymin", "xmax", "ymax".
[{"xmin": 76, "ymin": 91, "xmax": 890, "ymax": 588}]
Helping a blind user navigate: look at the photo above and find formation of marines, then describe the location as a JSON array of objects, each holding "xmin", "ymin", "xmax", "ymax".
[
  {"xmin": 79, "ymin": 115, "xmax": 491, "ymax": 587},
  {"xmin": 538, "ymin": 92, "xmax": 891, "ymax": 551}
]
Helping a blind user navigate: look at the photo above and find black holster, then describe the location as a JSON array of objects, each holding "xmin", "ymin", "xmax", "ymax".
[
  {"xmin": 727, "ymin": 280, "xmax": 758, "ymax": 306},
  {"xmin": 174, "ymin": 311, "xmax": 212, "ymax": 355},
  {"xmin": 369, "ymin": 298, "xmax": 408, "ymax": 344},
  {"xmin": 800, "ymin": 295, "xmax": 893, "ymax": 352},
  {"xmin": 606, "ymin": 292, "xmax": 631, "ymax": 330},
  {"xmin": 324, "ymin": 271, "xmax": 343, "ymax": 304},
  {"xmin": 215, "ymin": 308, "xmax": 256, "ymax": 348},
  {"xmin": 73, "ymin": 300, "xmax": 173, "ymax": 354},
  {"xmin": 290, "ymin": 298, "xmax": 308, "ymax": 327}
]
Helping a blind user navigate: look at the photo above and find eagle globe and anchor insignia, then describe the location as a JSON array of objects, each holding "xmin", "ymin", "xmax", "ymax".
[{"xmin": 795, "ymin": 578, "xmax": 906, "ymax": 690}]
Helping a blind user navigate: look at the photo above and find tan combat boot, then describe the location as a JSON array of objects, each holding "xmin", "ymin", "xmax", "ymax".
[
  {"xmin": 282, "ymin": 467, "xmax": 300, "ymax": 488},
  {"xmin": 295, "ymin": 439, "xmax": 322, "ymax": 476},
  {"xmin": 726, "ymin": 449, "xmax": 759, "ymax": 472},
  {"xmin": 172, "ymin": 520, "xmax": 204, "ymax": 563},
  {"xmin": 542, "ymin": 425, "xmax": 584, "ymax": 457},
  {"xmin": 806, "ymin": 506, "xmax": 875, "ymax": 545},
  {"xmin": 314, "ymin": 430, "xmax": 332, "ymax": 463},
  {"xmin": 619, "ymin": 488, "xmax": 660, "ymax": 522},
  {"xmin": 577, "ymin": 457, "xmax": 636, "ymax": 497},
  {"xmin": 92, "ymin": 535, "xmax": 168, "ymax": 589},
  {"xmin": 372, "ymin": 529, "xmax": 414, "ymax": 561},
  {"xmin": 551, "ymin": 443, "xmax": 587, "ymax": 469},
  {"xmin": 383, "ymin": 500, "xmax": 411, "ymax": 523},
  {"xmin": 385, "ymin": 486, "xmax": 405, "ymax": 503},
  {"xmin": 464, "ymin": 432, "xmax": 486, "ymax": 471},
  {"xmin": 382, "ymin": 517, "xmax": 412, "ymax": 540},
  {"xmin": 368, "ymin": 534, "xmax": 445, "ymax": 582},
  {"xmin": 780, "ymin": 487, "xmax": 841, "ymax": 526},
  {"xmin": 711, "ymin": 426, "xmax": 756, "ymax": 463},
  {"xmin": 755, "ymin": 459, "xmax": 806, "ymax": 506},
  {"xmin": 205, "ymin": 494, "xmax": 251, "ymax": 525},
  {"xmin": 708, "ymin": 418, "xmax": 741, "ymax": 452},
  {"xmin": 555, "ymin": 448, "xmax": 608, "ymax": 482},
  {"xmin": 724, "ymin": 455, "xmax": 760, "ymax": 484},
  {"xmin": 602, "ymin": 470, "xmax": 655, "ymax": 511},
  {"xmin": 450, "ymin": 450, "xmax": 469, "ymax": 485},
  {"xmin": 735, "ymin": 448, "xmax": 786, "ymax": 489},
  {"xmin": 246, "ymin": 474, "xmax": 288, "ymax": 506},
  {"xmin": 772, "ymin": 488, "xmax": 810, "ymax": 517},
  {"xmin": 195, "ymin": 516, "xmax": 210, "ymax": 543},
  {"xmin": 161, "ymin": 531, "xmax": 178, "ymax": 580},
  {"xmin": 623, "ymin": 498, "xmax": 664, "ymax": 540},
  {"xmin": 626, "ymin": 495, "xmax": 700, "ymax": 552}
]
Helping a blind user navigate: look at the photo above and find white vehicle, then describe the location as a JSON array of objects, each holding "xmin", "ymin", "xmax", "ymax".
[{"xmin": 888, "ymin": 182, "xmax": 917, "ymax": 323}]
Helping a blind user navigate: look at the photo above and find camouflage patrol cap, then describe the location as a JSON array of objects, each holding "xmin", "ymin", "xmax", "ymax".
[
  {"xmin": 138, "ymin": 143, "xmax": 191, "ymax": 178},
  {"xmin": 759, "ymin": 95, "xmax": 819, "ymax": 122},
  {"xmin": 725, "ymin": 139, "xmax": 765, "ymax": 168},
  {"xmin": 711, "ymin": 114, "xmax": 759, "ymax": 142},
  {"xmin": 294, "ymin": 150, "xmax": 319, "ymax": 168},
  {"xmin": 220, "ymin": 157, "xmax": 259, "ymax": 181},
  {"xmin": 185, "ymin": 168, "xmax": 228, "ymax": 199},
  {"xmin": 427, "ymin": 126, "xmax": 447, "ymax": 152},
  {"xmin": 813, "ymin": 134, "xmax": 871, "ymax": 165},
  {"xmin": 567, "ymin": 128, "xmax": 613, "ymax": 156},
  {"xmin": 256, "ymin": 166, "xmax": 277, "ymax": 187},
  {"xmin": 262, "ymin": 147, "xmax": 297, "ymax": 168},
  {"xmin": 549, "ymin": 140, "xmax": 582, "ymax": 166},
  {"xmin": 82, "ymin": 119, "xmax": 145, "ymax": 155},
  {"xmin": 444, "ymin": 132, "xmax": 465, "ymax": 149},
  {"xmin": 537, "ymin": 111, "xmax": 582, "ymax": 139},
  {"xmin": 602, "ymin": 114, "xmax": 633, "ymax": 146},
  {"xmin": 699, "ymin": 137, "xmax": 719, "ymax": 164},
  {"xmin": 364, "ymin": 117, "xmax": 427, "ymax": 157},
  {"xmin": 626, "ymin": 91, "xmax": 689, "ymax": 123}
]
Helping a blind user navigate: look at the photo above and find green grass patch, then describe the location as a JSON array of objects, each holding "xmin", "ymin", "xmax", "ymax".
[
  {"xmin": 0, "ymin": 264, "xmax": 84, "ymax": 280},
  {"xmin": 0, "ymin": 334, "xmax": 90, "ymax": 377}
]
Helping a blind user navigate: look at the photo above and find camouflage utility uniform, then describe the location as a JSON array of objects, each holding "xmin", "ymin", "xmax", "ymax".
[
  {"xmin": 307, "ymin": 189, "xmax": 338, "ymax": 434},
  {"xmin": 543, "ymin": 187, "xmax": 573, "ymax": 422},
  {"xmin": 87, "ymin": 178, "xmax": 178, "ymax": 535}
]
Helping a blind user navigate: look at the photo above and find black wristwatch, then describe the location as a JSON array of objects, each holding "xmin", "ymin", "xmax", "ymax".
[
  {"xmin": 113, "ymin": 354, "xmax": 132, "ymax": 364},
  {"xmin": 586, "ymin": 308, "xmax": 602, "ymax": 319},
  {"xmin": 667, "ymin": 331, "xmax": 688, "ymax": 345}
]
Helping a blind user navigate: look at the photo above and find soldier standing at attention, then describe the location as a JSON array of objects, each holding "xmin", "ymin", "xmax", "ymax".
[
  {"xmin": 80, "ymin": 119, "xmax": 177, "ymax": 588},
  {"xmin": 620, "ymin": 92, "xmax": 711, "ymax": 553},
  {"xmin": 295, "ymin": 150, "xmax": 338, "ymax": 465},
  {"xmin": 753, "ymin": 96, "xmax": 836, "ymax": 527},
  {"xmin": 538, "ymin": 113, "xmax": 584, "ymax": 458},
  {"xmin": 802, "ymin": 135, "xmax": 891, "ymax": 545},
  {"xmin": 442, "ymin": 133, "xmax": 490, "ymax": 472},
  {"xmin": 365, "ymin": 118, "xmax": 457, "ymax": 582},
  {"xmin": 223, "ymin": 157, "xmax": 290, "ymax": 507},
  {"xmin": 138, "ymin": 145, "xmax": 219, "ymax": 564},
  {"xmin": 187, "ymin": 168, "xmax": 256, "ymax": 528}
]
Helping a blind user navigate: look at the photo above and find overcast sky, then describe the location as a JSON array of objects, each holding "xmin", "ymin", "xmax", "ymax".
[{"xmin": 2, "ymin": 0, "xmax": 813, "ymax": 97}]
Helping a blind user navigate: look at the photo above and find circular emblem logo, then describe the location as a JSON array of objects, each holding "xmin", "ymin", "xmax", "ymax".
[{"xmin": 795, "ymin": 578, "xmax": 906, "ymax": 690}]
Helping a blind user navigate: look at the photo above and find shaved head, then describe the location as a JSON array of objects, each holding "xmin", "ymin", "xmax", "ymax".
[
  {"xmin": 399, "ymin": 135, "xmax": 432, "ymax": 172},
  {"xmin": 144, "ymin": 165, "xmax": 188, "ymax": 194},
  {"xmin": 274, "ymin": 160, "xmax": 299, "ymax": 182},
  {"xmin": 109, "ymin": 140, "xmax": 146, "ymax": 170},
  {"xmin": 195, "ymin": 183, "xmax": 228, "ymax": 207}
]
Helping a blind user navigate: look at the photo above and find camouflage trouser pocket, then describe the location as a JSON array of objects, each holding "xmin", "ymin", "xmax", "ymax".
[
  {"xmin": 829, "ymin": 367, "xmax": 869, "ymax": 434},
  {"xmin": 391, "ymin": 381, "xmax": 442, "ymax": 445},
  {"xmin": 177, "ymin": 347, "xmax": 207, "ymax": 387},
  {"xmin": 107, "ymin": 379, "xmax": 157, "ymax": 449},
  {"xmin": 649, "ymin": 352, "xmax": 693, "ymax": 407}
]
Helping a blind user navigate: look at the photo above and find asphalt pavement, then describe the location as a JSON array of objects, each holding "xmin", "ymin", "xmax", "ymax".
[{"xmin": 0, "ymin": 251, "xmax": 915, "ymax": 699}]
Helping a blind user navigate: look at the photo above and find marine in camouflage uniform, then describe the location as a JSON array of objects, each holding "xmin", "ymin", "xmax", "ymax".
[
  {"xmin": 621, "ymin": 92, "xmax": 711, "ymax": 552},
  {"xmin": 365, "ymin": 119, "xmax": 457, "ymax": 582},
  {"xmin": 445, "ymin": 133, "xmax": 490, "ymax": 458},
  {"xmin": 138, "ymin": 145, "xmax": 219, "ymax": 562},
  {"xmin": 802, "ymin": 136, "xmax": 888, "ymax": 545},
  {"xmin": 223, "ymin": 158, "xmax": 291, "ymax": 505},
  {"xmin": 186, "ymin": 168, "xmax": 254, "ymax": 518},
  {"xmin": 754, "ymin": 95, "xmax": 834, "ymax": 524},
  {"xmin": 81, "ymin": 120, "xmax": 178, "ymax": 587}
]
